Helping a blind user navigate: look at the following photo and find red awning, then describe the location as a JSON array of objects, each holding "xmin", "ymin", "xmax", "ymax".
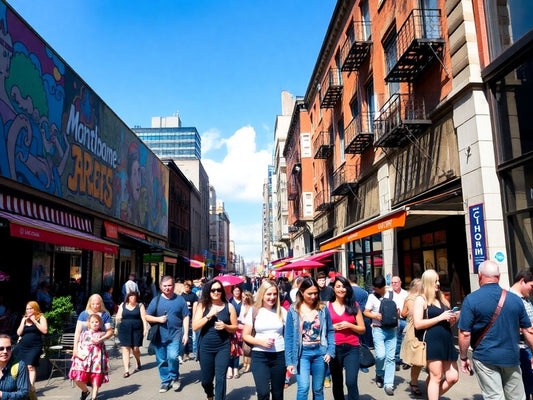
[
  {"xmin": 304, "ymin": 249, "xmax": 338, "ymax": 262},
  {"xmin": 0, "ymin": 211, "xmax": 118, "ymax": 255}
]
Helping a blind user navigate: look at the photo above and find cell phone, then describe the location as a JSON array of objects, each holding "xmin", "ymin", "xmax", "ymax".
[{"xmin": 451, "ymin": 307, "xmax": 460, "ymax": 312}]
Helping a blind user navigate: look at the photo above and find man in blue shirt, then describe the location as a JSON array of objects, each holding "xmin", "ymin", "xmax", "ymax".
[
  {"xmin": 0, "ymin": 334, "xmax": 29, "ymax": 400},
  {"xmin": 458, "ymin": 260, "xmax": 533, "ymax": 400},
  {"xmin": 146, "ymin": 276, "xmax": 190, "ymax": 393}
]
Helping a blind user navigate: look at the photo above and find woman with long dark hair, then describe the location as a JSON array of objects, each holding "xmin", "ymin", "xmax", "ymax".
[
  {"xmin": 328, "ymin": 276, "xmax": 365, "ymax": 400},
  {"xmin": 285, "ymin": 277, "xmax": 335, "ymax": 400},
  {"xmin": 192, "ymin": 279, "xmax": 238, "ymax": 400}
]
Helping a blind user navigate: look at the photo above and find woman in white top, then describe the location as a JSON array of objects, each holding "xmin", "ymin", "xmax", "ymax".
[{"xmin": 242, "ymin": 280, "xmax": 287, "ymax": 400}]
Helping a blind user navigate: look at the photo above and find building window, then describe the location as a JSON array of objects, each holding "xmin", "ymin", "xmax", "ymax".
[{"xmin": 347, "ymin": 233, "xmax": 382, "ymax": 290}]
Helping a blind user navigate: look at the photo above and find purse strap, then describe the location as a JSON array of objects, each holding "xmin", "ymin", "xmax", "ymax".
[{"xmin": 474, "ymin": 289, "xmax": 507, "ymax": 348}]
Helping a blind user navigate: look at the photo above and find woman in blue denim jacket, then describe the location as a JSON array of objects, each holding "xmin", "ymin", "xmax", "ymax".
[{"xmin": 285, "ymin": 277, "xmax": 335, "ymax": 400}]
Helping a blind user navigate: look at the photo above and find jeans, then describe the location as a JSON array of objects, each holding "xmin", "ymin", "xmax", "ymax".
[
  {"xmin": 520, "ymin": 347, "xmax": 533, "ymax": 399},
  {"xmin": 199, "ymin": 342, "xmax": 231, "ymax": 400},
  {"xmin": 330, "ymin": 344, "xmax": 360, "ymax": 400},
  {"xmin": 395, "ymin": 319, "xmax": 407, "ymax": 364},
  {"xmin": 372, "ymin": 326, "xmax": 397, "ymax": 389},
  {"xmin": 251, "ymin": 351, "xmax": 286, "ymax": 400},
  {"xmin": 297, "ymin": 345, "xmax": 326, "ymax": 400},
  {"xmin": 154, "ymin": 338, "xmax": 182, "ymax": 385},
  {"xmin": 472, "ymin": 358, "xmax": 526, "ymax": 400}
]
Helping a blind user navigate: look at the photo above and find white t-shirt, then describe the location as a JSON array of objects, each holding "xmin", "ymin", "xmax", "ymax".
[
  {"xmin": 244, "ymin": 307, "xmax": 287, "ymax": 352},
  {"xmin": 365, "ymin": 293, "xmax": 383, "ymax": 326}
]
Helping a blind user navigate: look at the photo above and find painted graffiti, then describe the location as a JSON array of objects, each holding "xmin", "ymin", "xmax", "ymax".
[{"xmin": 0, "ymin": 2, "xmax": 168, "ymax": 236}]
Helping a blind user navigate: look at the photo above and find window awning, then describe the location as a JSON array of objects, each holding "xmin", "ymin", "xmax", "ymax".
[
  {"xmin": 0, "ymin": 210, "xmax": 118, "ymax": 255},
  {"xmin": 320, "ymin": 209, "xmax": 408, "ymax": 251}
]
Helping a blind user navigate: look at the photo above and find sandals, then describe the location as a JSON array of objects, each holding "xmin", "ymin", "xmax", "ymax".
[
  {"xmin": 123, "ymin": 372, "xmax": 130, "ymax": 378},
  {"xmin": 409, "ymin": 383, "xmax": 422, "ymax": 396}
]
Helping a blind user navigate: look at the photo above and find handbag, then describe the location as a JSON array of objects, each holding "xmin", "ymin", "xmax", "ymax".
[
  {"xmin": 408, "ymin": 335, "xmax": 427, "ymax": 367},
  {"xmin": 242, "ymin": 307, "xmax": 257, "ymax": 357},
  {"xmin": 359, "ymin": 343, "xmax": 375, "ymax": 368}
]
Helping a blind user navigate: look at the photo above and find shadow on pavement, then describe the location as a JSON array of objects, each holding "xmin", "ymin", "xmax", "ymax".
[{"xmin": 97, "ymin": 384, "xmax": 142, "ymax": 399}]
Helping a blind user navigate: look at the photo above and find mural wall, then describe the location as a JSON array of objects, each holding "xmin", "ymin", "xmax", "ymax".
[{"xmin": 0, "ymin": 2, "xmax": 168, "ymax": 236}]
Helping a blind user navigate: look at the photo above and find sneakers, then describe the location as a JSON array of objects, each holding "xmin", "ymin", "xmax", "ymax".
[
  {"xmin": 159, "ymin": 383, "xmax": 171, "ymax": 393},
  {"xmin": 395, "ymin": 363, "xmax": 401, "ymax": 371},
  {"xmin": 178, "ymin": 356, "xmax": 183, "ymax": 364},
  {"xmin": 402, "ymin": 362, "xmax": 411, "ymax": 370},
  {"xmin": 376, "ymin": 376, "xmax": 384, "ymax": 388},
  {"xmin": 324, "ymin": 377, "xmax": 331, "ymax": 388},
  {"xmin": 384, "ymin": 386, "xmax": 394, "ymax": 396},
  {"xmin": 172, "ymin": 378, "xmax": 181, "ymax": 390},
  {"xmin": 80, "ymin": 391, "xmax": 90, "ymax": 400}
]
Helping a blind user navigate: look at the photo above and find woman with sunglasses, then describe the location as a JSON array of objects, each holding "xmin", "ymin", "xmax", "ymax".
[
  {"xmin": 193, "ymin": 279, "xmax": 238, "ymax": 400},
  {"xmin": 328, "ymin": 276, "xmax": 365, "ymax": 400},
  {"xmin": 285, "ymin": 277, "xmax": 335, "ymax": 400}
]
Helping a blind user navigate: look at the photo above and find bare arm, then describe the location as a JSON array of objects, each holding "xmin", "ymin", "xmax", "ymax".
[
  {"xmin": 192, "ymin": 304, "xmax": 217, "ymax": 331},
  {"xmin": 115, "ymin": 303, "xmax": 123, "ymax": 322},
  {"xmin": 139, "ymin": 304, "xmax": 149, "ymax": 336},
  {"xmin": 458, "ymin": 329, "xmax": 472, "ymax": 374}
]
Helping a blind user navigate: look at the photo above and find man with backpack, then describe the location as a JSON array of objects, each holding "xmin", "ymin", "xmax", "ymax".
[{"xmin": 364, "ymin": 275, "xmax": 398, "ymax": 396}]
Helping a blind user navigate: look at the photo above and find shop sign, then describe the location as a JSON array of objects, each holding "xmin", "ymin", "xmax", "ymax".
[{"xmin": 469, "ymin": 203, "xmax": 487, "ymax": 273}]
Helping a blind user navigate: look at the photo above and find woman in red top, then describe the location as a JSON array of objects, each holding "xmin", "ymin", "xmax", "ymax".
[{"xmin": 328, "ymin": 276, "xmax": 366, "ymax": 400}]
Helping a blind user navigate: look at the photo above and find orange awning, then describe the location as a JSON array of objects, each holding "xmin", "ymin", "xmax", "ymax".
[{"xmin": 320, "ymin": 210, "xmax": 407, "ymax": 251}]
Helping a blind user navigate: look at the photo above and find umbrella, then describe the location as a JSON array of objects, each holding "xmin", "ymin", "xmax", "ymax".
[
  {"xmin": 276, "ymin": 260, "xmax": 325, "ymax": 272},
  {"xmin": 214, "ymin": 275, "xmax": 244, "ymax": 287},
  {"xmin": 0, "ymin": 270, "xmax": 9, "ymax": 281}
]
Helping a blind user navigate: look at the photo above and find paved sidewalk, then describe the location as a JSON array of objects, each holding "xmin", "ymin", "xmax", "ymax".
[{"xmin": 36, "ymin": 340, "xmax": 484, "ymax": 399}]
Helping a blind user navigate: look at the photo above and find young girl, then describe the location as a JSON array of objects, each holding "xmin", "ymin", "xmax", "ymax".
[{"xmin": 69, "ymin": 313, "xmax": 109, "ymax": 400}]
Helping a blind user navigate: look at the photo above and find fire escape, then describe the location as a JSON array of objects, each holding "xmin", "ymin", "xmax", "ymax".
[
  {"xmin": 341, "ymin": 20, "xmax": 372, "ymax": 72},
  {"xmin": 345, "ymin": 112, "xmax": 374, "ymax": 154},
  {"xmin": 313, "ymin": 130, "xmax": 334, "ymax": 159},
  {"xmin": 320, "ymin": 67, "xmax": 343, "ymax": 109},
  {"xmin": 331, "ymin": 164, "xmax": 359, "ymax": 197},
  {"xmin": 375, "ymin": 8, "xmax": 444, "ymax": 148}
]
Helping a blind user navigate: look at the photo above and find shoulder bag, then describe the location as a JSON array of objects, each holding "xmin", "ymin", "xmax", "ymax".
[
  {"xmin": 242, "ymin": 307, "xmax": 257, "ymax": 357},
  {"xmin": 408, "ymin": 301, "xmax": 429, "ymax": 367},
  {"xmin": 474, "ymin": 289, "xmax": 507, "ymax": 348}
]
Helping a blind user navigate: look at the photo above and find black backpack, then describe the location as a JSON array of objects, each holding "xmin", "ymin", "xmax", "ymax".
[{"xmin": 379, "ymin": 291, "xmax": 398, "ymax": 328}]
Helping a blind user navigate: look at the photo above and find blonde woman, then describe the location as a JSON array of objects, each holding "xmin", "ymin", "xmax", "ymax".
[
  {"xmin": 15, "ymin": 301, "xmax": 48, "ymax": 388},
  {"xmin": 239, "ymin": 290, "xmax": 254, "ymax": 373},
  {"xmin": 243, "ymin": 280, "xmax": 287, "ymax": 400},
  {"xmin": 413, "ymin": 270, "xmax": 459, "ymax": 400},
  {"xmin": 74, "ymin": 294, "xmax": 114, "ymax": 359},
  {"xmin": 400, "ymin": 279, "xmax": 423, "ymax": 396}
]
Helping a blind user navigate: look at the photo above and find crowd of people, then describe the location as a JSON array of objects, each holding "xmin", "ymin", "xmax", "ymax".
[{"xmin": 3, "ymin": 260, "xmax": 533, "ymax": 400}]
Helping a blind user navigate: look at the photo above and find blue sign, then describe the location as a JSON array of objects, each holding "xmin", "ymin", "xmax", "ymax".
[
  {"xmin": 469, "ymin": 204, "xmax": 487, "ymax": 273},
  {"xmin": 495, "ymin": 251, "xmax": 505, "ymax": 263}
]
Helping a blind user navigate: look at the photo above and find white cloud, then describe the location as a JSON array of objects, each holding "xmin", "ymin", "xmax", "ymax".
[
  {"xmin": 201, "ymin": 128, "xmax": 225, "ymax": 154},
  {"xmin": 203, "ymin": 125, "xmax": 272, "ymax": 202}
]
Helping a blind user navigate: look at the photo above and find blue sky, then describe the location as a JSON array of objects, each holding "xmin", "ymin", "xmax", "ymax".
[{"xmin": 7, "ymin": 0, "xmax": 336, "ymax": 264}]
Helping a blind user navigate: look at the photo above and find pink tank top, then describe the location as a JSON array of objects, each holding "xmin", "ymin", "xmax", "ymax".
[{"xmin": 328, "ymin": 302, "xmax": 360, "ymax": 346}]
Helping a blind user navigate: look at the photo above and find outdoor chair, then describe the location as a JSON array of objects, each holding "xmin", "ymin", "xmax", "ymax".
[{"xmin": 45, "ymin": 332, "xmax": 75, "ymax": 386}]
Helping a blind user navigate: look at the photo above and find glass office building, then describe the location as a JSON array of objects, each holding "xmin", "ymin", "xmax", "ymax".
[{"xmin": 133, "ymin": 126, "xmax": 201, "ymax": 160}]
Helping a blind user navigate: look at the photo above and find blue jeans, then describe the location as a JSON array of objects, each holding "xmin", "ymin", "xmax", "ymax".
[
  {"xmin": 372, "ymin": 326, "xmax": 397, "ymax": 389},
  {"xmin": 251, "ymin": 351, "xmax": 286, "ymax": 400},
  {"xmin": 199, "ymin": 342, "xmax": 231, "ymax": 400},
  {"xmin": 395, "ymin": 319, "xmax": 407, "ymax": 363},
  {"xmin": 154, "ymin": 337, "xmax": 182, "ymax": 385},
  {"xmin": 330, "ymin": 344, "xmax": 360, "ymax": 400},
  {"xmin": 297, "ymin": 345, "xmax": 326, "ymax": 400}
]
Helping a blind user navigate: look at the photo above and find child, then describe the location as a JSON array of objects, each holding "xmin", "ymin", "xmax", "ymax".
[{"xmin": 69, "ymin": 313, "xmax": 109, "ymax": 400}]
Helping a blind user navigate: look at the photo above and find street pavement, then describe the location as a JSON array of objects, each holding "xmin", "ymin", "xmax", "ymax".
[{"xmin": 35, "ymin": 339, "xmax": 484, "ymax": 399}]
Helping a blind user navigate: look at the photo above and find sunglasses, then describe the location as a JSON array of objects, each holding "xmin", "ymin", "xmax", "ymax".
[
  {"xmin": 0, "ymin": 346, "xmax": 12, "ymax": 352},
  {"xmin": 211, "ymin": 288, "xmax": 223, "ymax": 293}
]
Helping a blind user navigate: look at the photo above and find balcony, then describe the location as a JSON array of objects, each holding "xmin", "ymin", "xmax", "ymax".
[
  {"xmin": 385, "ymin": 9, "xmax": 445, "ymax": 82},
  {"xmin": 315, "ymin": 190, "xmax": 334, "ymax": 212},
  {"xmin": 287, "ymin": 178, "xmax": 299, "ymax": 201},
  {"xmin": 341, "ymin": 21, "xmax": 372, "ymax": 71},
  {"xmin": 374, "ymin": 93, "xmax": 431, "ymax": 148},
  {"xmin": 345, "ymin": 112, "xmax": 374, "ymax": 154},
  {"xmin": 313, "ymin": 131, "xmax": 334, "ymax": 159},
  {"xmin": 331, "ymin": 165, "xmax": 358, "ymax": 196},
  {"xmin": 320, "ymin": 68, "xmax": 343, "ymax": 108}
]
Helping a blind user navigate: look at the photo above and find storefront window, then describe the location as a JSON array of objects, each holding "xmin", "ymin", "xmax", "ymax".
[
  {"xmin": 348, "ymin": 233, "xmax": 383, "ymax": 290},
  {"xmin": 507, "ymin": 211, "xmax": 533, "ymax": 271},
  {"xmin": 501, "ymin": 162, "xmax": 533, "ymax": 212}
]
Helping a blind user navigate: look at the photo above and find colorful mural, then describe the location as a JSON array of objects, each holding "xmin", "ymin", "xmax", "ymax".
[{"xmin": 0, "ymin": 2, "xmax": 168, "ymax": 236}]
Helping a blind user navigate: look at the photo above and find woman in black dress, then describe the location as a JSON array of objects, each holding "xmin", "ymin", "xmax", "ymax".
[
  {"xmin": 116, "ymin": 291, "xmax": 148, "ymax": 377},
  {"xmin": 192, "ymin": 279, "xmax": 238, "ymax": 400},
  {"xmin": 15, "ymin": 301, "xmax": 48, "ymax": 389},
  {"xmin": 413, "ymin": 269, "xmax": 459, "ymax": 400}
]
